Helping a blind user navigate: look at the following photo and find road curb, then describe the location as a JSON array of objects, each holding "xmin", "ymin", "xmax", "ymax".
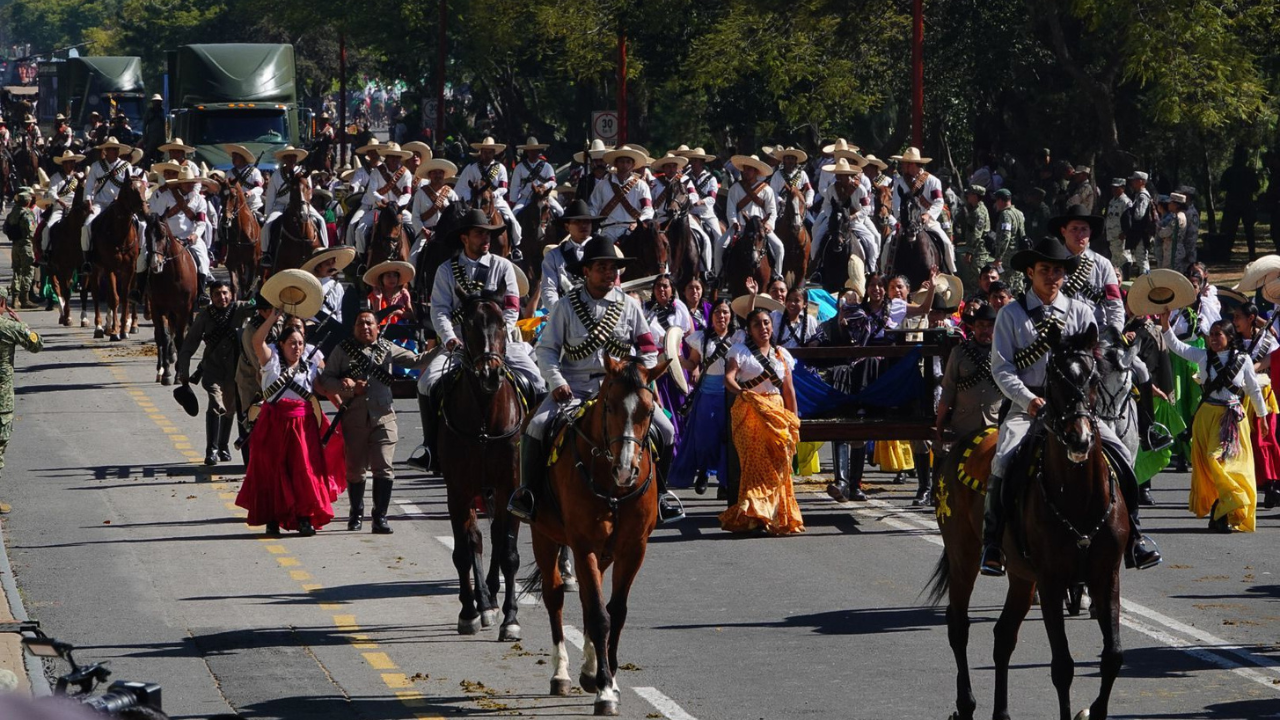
[{"xmin": 0, "ymin": 519, "xmax": 51, "ymax": 696}]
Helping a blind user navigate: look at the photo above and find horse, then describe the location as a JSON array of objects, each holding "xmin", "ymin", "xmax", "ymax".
[
  {"xmin": 46, "ymin": 182, "xmax": 95, "ymax": 329},
  {"xmin": 883, "ymin": 197, "xmax": 944, "ymax": 289},
  {"xmin": 926, "ymin": 324, "xmax": 1129, "ymax": 720},
  {"xmin": 270, "ymin": 174, "xmax": 322, "ymax": 273},
  {"xmin": 12, "ymin": 139, "xmax": 39, "ymax": 190},
  {"xmin": 873, "ymin": 182, "xmax": 894, "ymax": 244},
  {"xmin": 0, "ymin": 149, "xmax": 13, "ymax": 202},
  {"xmin": 618, "ymin": 221, "xmax": 669, "ymax": 280},
  {"xmin": 657, "ymin": 190, "xmax": 700, "ymax": 291},
  {"xmin": 89, "ymin": 179, "xmax": 143, "ymax": 341},
  {"xmin": 721, "ymin": 216, "xmax": 771, "ymax": 296},
  {"xmin": 219, "ymin": 180, "xmax": 261, "ymax": 300},
  {"xmin": 777, "ymin": 188, "xmax": 811, "ymax": 287},
  {"xmin": 144, "ymin": 218, "xmax": 198, "ymax": 385},
  {"xmin": 439, "ymin": 291, "xmax": 525, "ymax": 641},
  {"xmin": 526, "ymin": 356, "xmax": 670, "ymax": 716},
  {"xmin": 818, "ymin": 206, "xmax": 856, "ymax": 295},
  {"xmin": 364, "ymin": 203, "xmax": 410, "ymax": 274}
]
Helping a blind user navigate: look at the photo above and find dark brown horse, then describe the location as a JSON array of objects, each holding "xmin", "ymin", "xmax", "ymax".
[
  {"xmin": 516, "ymin": 186, "xmax": 553, "ymax": 308},
  {"xmin": 271, "ymin": 174, "xmax": 322, "ymax": 273},
  {"xmin": 884, "ymin": 204, "xmax": 943, "ymax": 289},
  {"xmin": 656, "ymin": 185, "xmax": 700, "ymax": 291},
  {"xmin": 144, "ymin": 218, "xmax": 198, "ymax": 385},
  {"xmin": 440, "ymin": 292, "xmax": 524, "ymax": 640},
  {"xmin": 12, "ymin": 139, "xmax": 39, "ymax": 190},
  {"xmin": 927, "ymin": 325, "xmax": 1127, "ymax": 720},
  {"xmin": 527, "ymin": 356, "xmax": 669, "ymax": 716},
  {"xmin": 617, "ymin": 221, "xmax": 669, "ymax": 281},
  {"xmin": 364, "ymin": 204, "xmax": 410, "ymax": 274},
  {"xmin": 721, "ymin": 216, "xmax": 771, "ymax": 296},
  {"xmin": 412, "ymin": 202, "xmax": 468, "ymax": 322},
  {"xmin": 90, "ymin": 179, "xmax": 143, "ymax": 341},
  {"xmin": 46, "ymin": 181, "xmax": 94, "ymax": 328},
  {"xmin": 777, "ymin": 188, "xmax": 811, "ymax": 286},
  {"xmin": 220, "ymin": 180, "xmax": 261, "ymax": 300}
]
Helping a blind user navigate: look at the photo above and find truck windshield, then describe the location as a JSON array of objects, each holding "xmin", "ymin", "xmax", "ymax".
[{"xmin": 194, "ymin": 109, "xmax": 287, "ymax": 145}]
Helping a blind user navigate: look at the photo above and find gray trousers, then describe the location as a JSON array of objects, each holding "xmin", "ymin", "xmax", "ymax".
[
  {"xmin": 992, "ymin": 409, "xmax": 1131, "ymax": 479},
  {"xmin": 527, "ymin": 386, "xmax": 675, "ymax": 446}
]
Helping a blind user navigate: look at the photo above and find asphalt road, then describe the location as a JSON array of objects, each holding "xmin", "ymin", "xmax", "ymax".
[{"xmin": 2, "ymin": 276, "xmax": 1278, "ymax": 718}]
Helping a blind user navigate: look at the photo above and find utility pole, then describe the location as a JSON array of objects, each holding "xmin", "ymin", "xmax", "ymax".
[
  {"xmin": 911, "ymin": 0, "xmax": 924, "ymax": 149},
  {"xmin": 339, "ymin": 30, "xmax": 347, "ymax": 168},
  {"xmin": 617, "ymin": 32, "xmax": 627, "ymax": 146},
  {"xmin": 437, "ymin": 0, "xmax": 447, "ymax": 145}
]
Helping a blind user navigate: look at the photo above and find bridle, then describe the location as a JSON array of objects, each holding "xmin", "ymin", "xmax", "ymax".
[
  {"xmin": 569, "ymin": 378, "xmax": 657, "ymax": 499},
  {"xmin": 442, "ymin": 300, "xmax": 524, "ymax": 443},
  {"xmin": 1042, "ymin": 348, "xmax": 1099, "ymax": 459}
]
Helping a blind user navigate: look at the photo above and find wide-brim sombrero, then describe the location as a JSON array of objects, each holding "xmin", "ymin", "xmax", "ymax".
[
  {"xmin": 661, "ymin": 326, "xmax": 689, "ymax": 393},
  {"xmin": 273, "ymin": 146, "xmax": 309, "ymax": 162},
  {"xmin": 415, "ymin": 158, "xmax": 458, "ymax": 180},
  {"xmin": 1236, "ymin": 255, "xmax": 1280, "ymax": 292},
  {"xmin": 1127, "ymin": 269, "xmax": 1196, "ymax": 317},
  {"xmin": 912, "ymin": 273, "xmax": 964, "ymax": 309},
  {"xmin": 731, "ymin": 293, "xmax": 785, "ymax": 319},
  {"xmin": 362, "ymin": 260, "xmax": 416, "ymax": 288},
  {"xmin": 300, "ymin": 246, "xmax": 357, "ymax": 276},
  {"xmin": 261, "ymin": 268, "xmax": 325, "ymax": 318},
  {"xmin": 158, "ymin": 137, "xmax": 195, "ymax": 153},
  {"xmin": 222, "ymin": 144, "xmax": 256, "ymax": 164}
]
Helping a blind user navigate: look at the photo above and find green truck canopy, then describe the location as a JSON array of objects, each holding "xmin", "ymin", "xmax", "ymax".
[{"xmin": 170, "ymin": 44, "xmax": 297, "ymax": 106}]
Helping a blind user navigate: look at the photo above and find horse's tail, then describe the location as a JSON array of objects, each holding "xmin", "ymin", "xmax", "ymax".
[
  {"xmin": 921, "ymin": 550, "xmax": 950, "ymax": 606},
  {"xmin": 518, "ymin": 563, "xmax": 543, "ymax": 601}
]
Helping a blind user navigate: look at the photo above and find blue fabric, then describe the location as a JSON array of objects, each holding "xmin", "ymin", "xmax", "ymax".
[
  {"xmin": 808, "ymin": 288, "xmax": 838, "ymax": 323},
  {"xmin": 670, "ymin": 375, "xmax": 728, "ymax": 487},
  {"xmin": 793, "ymin": 348, "xmax": 925, "ymax": 418}
]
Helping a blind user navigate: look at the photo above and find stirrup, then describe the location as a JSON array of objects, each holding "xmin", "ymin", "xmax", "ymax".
[
  {"xmin": 406, "ymin": 445, "xmax": 432, "ymax": 471},
  {"xmin": 979, "ymin": 545, "xmax": 1006, "ymax": 577},
  {"xmin": 1126, "ymin": 537, "xmax": 1162, "ymax": 570},
  {"xmin": 657, "ymin": 491, "xmax": 685, "ymax": 524},
  {"xmin": 507, "ymin": 488, "xmax": 535, "ymax": 522}
]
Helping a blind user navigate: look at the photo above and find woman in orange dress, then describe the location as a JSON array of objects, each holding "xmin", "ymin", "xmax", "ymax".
[{"xmin": 720, "ymin": 307, "xmax": 804, "ymax": 535}]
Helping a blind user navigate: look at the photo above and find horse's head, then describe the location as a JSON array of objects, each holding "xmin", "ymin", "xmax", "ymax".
[
  {"xmin": 597, "ymin": 356, "xmax": 670, "ymax": 488},
  {"xmin": 1045, "ymin": 324, "xmax": 1100, "ymax": 463},
  {"xmin": 457, "ymin": 290, "xmax": 508, "ymax": 393}
]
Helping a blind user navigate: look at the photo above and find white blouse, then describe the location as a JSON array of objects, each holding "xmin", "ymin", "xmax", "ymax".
[
  {"xmin": 1164, "ymin": 329, "xmax": 1268, "ymax": 414},
  {"xmin": 769, "ymin": 310, "xmax": 820, "ymax": 348},
  {"xmin": 687, "ymin": 329, "xmax": 744, "ymax": 376},
  {"xmin": 261, "ymin": 346, "xmax": 322, "ymax": 401},
  {"xmin": 728, "ymin": 341, "xmax": 795, "ymax": 395}
]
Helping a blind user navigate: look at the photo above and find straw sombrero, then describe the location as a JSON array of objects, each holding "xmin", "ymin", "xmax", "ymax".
[
  {"xmin": 223, "ymin": 144, "xmax": 255, "ymax": 164},
  {"xmin": 889, "ymin": 147, "xmax": 932, "ymax": 165},
  {"xmin": 517, "ymin": 136, "xmax": 550, "ymax": 151},
  {"xmin": 261, "ymin": 268, "xmax": 325, "ymax": 318},
  {"xmin": 165, "ymin": 165, "xmax": 201, "ymax": 187},
  {"xmin": 861, "ymin": 154, "xmax": 889, "ymax": 171},
  {"xmin": 152, "ymin": 161, "xmax": 182, "ymax": 177},
  {"xmin": 845, "ymin": 254, "xmax": 867, "ymax": 298},
  {"xmin": 273, "ymin": 146, "xmax": 309, "ymax": 162},
  {"xmin": 730, "ymin": 154, "xmax": 772, "ymax": 176},
  {"xmin": 362, "ymin": 260, "xmax": 416, "ymax": 288},
  {"xmin": 731, "ymin": 293, "xmax": 785, "ymax": 319},
  {"xmin": 402, "ymin": 141, "xmax": 432, "ymax": 159},
  {"xmin": 822, "ymin": 157, "xmax": 864, "ymax": 176},
  {"xmin": 512, "ymin": 263, "xmax": 530, "ymax": 297},
  {"xmin": 300, "ymin": 246, "xmax": 356, "ymax": 276},
  {"xmin": 573, "ymin": 139, "xmax": 612, "ymax": 163},
  {"xmin": 661, "ymin": 326, "xmax": 689, "ymax": 393},
  {"xmin": 652, "ymin": 153, "xmax": 688, "ymax": 171},
  {"xmin": 1127, "ymin": 269, "xmax": 1196, "ymax": 317},
  {"xmin": 912, "ymin": 273, "xmax": 963, "ymax": 309},
  {"xmin": 773, "ymin": 146, "xmax": 809, "ymax": 163},
  {"xmin": 377, "ymin": 142, "xmax": 412, "ymax": 160},
  {"xmin": 603, "ymin": 145, "xmax": 647, "ymax": 167},
  {"xmin": 158, "ymin": 137, "xmax": 195, "ymax": 153},
  {"xmin": 355, "ymin": 139, "xmax": 382, "ymax": 155},
  {"xmin": 469, "ymin": 136, "xmax": 507, "ymax": 154},
  {"xmin": 52, "ymin": 150, "xmax": 84, "ymax": 165},
  {"xmin": 415, "ymin": 158, "xmax": 458, "ymax": 180},
  {"xmin": 1235, "ymin": 255, "xmax": 1280, "ymax": 292},
  {"xmin": 95, "ymin": 136, "xmax": 130, "ymax": 152},
  {"xmin": 680, "ymin": 146, "xmax": 715, "ymax": 162},
  {"xmin": 822, "ymin": 138, "xmax": 861, "ymax": 156}
]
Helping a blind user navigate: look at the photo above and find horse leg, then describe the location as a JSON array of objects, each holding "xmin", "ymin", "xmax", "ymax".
[
  {"xmin": 1039, "ymin": 580, "xmax": 1076, "ymax": 720},
  {"xmin": 992, "ymin": 575, "xmax": 1035, "ymax": 720},
  {"xmin": 604, "ymin": 542, "xmax": 646, "ymax": 678},
  {"xmin": 946, "ymin": 552, "xmax": 980, "ymax": 720},
  {"xmin": 1085, "ymin": 570, "xmax": 1123, "ymax": 720},
  {"xmin": 93, "ymin": 271, "xmax": 105, "ymax": 338},
  {"xmin": 76, "ymin": 272, "xmax": 89, "ymax": 327},
  {"xmin": 559, "ymin": 545, "xmax": 578, "ymax": 592},
  {"xmin": 448, "ymin": 496, "xmax": 483, "ymax": 634},
  {"xmin": 469, "ymin": 511, "xmax": 498, "ymax": 629},
  {"xmin": 574, "ymin": 549, "xmax": 618, "ymax": 716},
  {"xmin": 532, "ymin": 533, "xmax": 572, "ymax": 696},
  {"xmin": 496, "ymin": 509, "xmax": 522, "ymax": 641},
  {"xmin": 154, "ymin": 318, "xmax": 165, "ymax": 383}
]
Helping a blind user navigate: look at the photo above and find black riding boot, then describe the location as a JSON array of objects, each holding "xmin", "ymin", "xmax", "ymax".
[
  {"xmin": 196, "ymin": 273, "xmax": 210, "ymax": 308},
  {"xmin": 260, "ymin": 231, "xmax": 275, "ymax": 268},
  {"xmin": 1115, "ymin": 461, "xmax": 1162, "ymax": 569},
  {"xmin": 847, "ymin": 445, "xmax": 868, "ymax": 501},
  {"xmin": 217, "ymin": 413, "xmax": 233, "ymax": 462},
  {"xmin": 407, "ymin": 392, "xmax": 437, "ymax": 472},
  {"xmin": 656, "ymin": 452, "xmax": 685, "ymax": 524},
  {"xmin": 204, "ymin": 413, "xmax": 221, "ymax": 466},
  {"xmin": 347, "ymin": 480, "xmax": 366, "ymax": 531},
  {"xmin": 912, "ymin": 452, "xmax": 933, "ymax": 506},
  {"xmin": 508, "ymin": 436, "xmax": 543, "ymax": 522},
  {"xmin": 826, "ymin": 441, "xmax": 850, "ymax": 501},
  {"xmin": 371, "ymin": 476, "xmax": 394, "ymax": 534},
  {"xmin": 980, "ymin": 474, "xmax": 1007, "ymax": 576},
  {"xmin": 1139, "ymin": 478, "xmax": 1156, "ymax": 506}
]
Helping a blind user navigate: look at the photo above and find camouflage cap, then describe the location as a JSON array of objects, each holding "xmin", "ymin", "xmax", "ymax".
[
  {"xmin": 1111, "ymin": 178, "xmax": 1126, "ymax": 188},
  {"xmin": 966, "ymin": 184, "xmax": 986, "ymax": 196}
]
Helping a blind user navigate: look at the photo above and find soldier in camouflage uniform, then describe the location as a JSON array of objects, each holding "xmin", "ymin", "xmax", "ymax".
[
  {"xmin": 1022, "ymin": 187, "xmax": 1051, "ymax": 247},
  {"xmin": 0, "ymin": 297, "xmax": 43, "ymax": 512},
  {"xmin": 955, "ymin": 185, "xmax": 991, "ymax": 292},
  {"xmin": 5, "ymin": 190, "xmax": 38, "ymax": 309},
  {"xmin": 990, "ymin": 188, "xmax": 1026, "ymax": 294},
  {"xmin": 178, "ymin": 281, "xmax": 257, "ymax": 466}
]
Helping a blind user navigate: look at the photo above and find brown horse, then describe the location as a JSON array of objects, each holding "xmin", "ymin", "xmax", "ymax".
[
  {"xmin": 363, "ymin": 203, "xmax": 410, "ymax": 274},
  {"xmin": 270, "ymin": 174, "xmax": 321, "ymax": 273},
  {"xmin": 439, "ymin": 292, "xmax": 525, "ymax": 640},
  {"xmin": 90, "ymin": 179, "xmax": 143, "ymax": 341},
  {"xmin": 144, "ymin": 219, "xmax": 198, "ymax": 385},
  {"xmin": 527, "ymin": 356, "xmax": 669, "ymax": 716},
  {"xmin": 927, "ymin": 325, "xmax": 1128, "ymax": 720},
  {"xmin": 46, "ymin": 181, "xmax": 94, "ymax": 328},
  {"xmin": 220, "ymin": 180, "xmax": 261, "ymax": 300},
  {"xmin": 12, "ymin": 139, "xmax": 39, "ymax": 190},
  {"xmin": 617, "ymin": 221, "xmax": 669, "ymax": 280},
  {"xmin": 721, "ymin": 216, "xmax": 771, "ymax": 296},
  {"xmin": 777, "ymin": 189, "xmax": 811, "ymax": 286}
]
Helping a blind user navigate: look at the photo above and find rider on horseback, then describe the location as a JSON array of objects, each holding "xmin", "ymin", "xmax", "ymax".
[
  {"xmin": 412, "ymin": 208, "xmax": 546, "ymax": 472},
  {"xmin": 588, "ymin": 146, "xmax": 653, "ymax": 244},
  {"xmin": 980, "ymin": 236, "xmax": 1161, "ymax": 577},
  {"xmin": 159, "ymin": 137, "xmax": 202, "ymax": 177},
  {"xmin": 350, "ymin": 142, "xmax": 414, "ymax": 258},
  {"xmin": 224, "ymin": 144, "xmax": 265, "ymax": 220},
  {"xmin": 809, "ymin": 157, "xmax": 880, "ymax": 275},
  {"xmin": 47, "ymin": 115, "xmax": 72, "ymax": 157},
  {"xmin": 19, "ymin": 115, "xmax": 42, "ymax": 149},
  {"xmin": 538, "ymin": 199, "xmax": 601, "ymax": 311},
  {"xmin": 507, "ymin": 235, "xmax": 685, "ymax": 525},
  {"xmin": 456, "ymin": 137, "xmax": 524, "ymax": 262},
  {"xmin": 260, "ymin": 147, "xmax": 326, "ymax": 269},
  {"xmin": 141, "ymin": 165, "xmax": 213, "ymax": 306},
  {"xmin": 651, "ymin": 153, "xmax": 712, "ymax": 274},
  {"xmin": 511, "ymin": 137, "xmax": 562, "ymax": 219},
  {"xmin": 81, "ymin": 136, "xmax": 134, "ymax": 272},
  {"xmin": 39, "ymin": 151, "xmax": 84, "ymax": 266},
  {"xmin": 677, "ymin": 146, "xmax": 724, "ymax": 243},
  {"xmin": 408, "ymin": 159, "xmax": 460, "ymax": 264},
  {"xmin": 768, "ymin": 147, "xmax": 814, "ymax": 217},
  {"xmin": 714, "ymin": 154, "xmax": 786, "ymax": 284},
  {"xmin": 573, "ymin": 139, "xmax": 612, "ymax": 204},
  {"xmin": 889, "ymin": 147, "xmax": 958, "ymax": 274},
  {"xmin": 343, "ymin": 139, "xmax": 383, "ymax": 244}
]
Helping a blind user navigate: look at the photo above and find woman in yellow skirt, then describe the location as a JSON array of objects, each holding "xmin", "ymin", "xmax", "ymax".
[
  {"xmin": 721, "ymin": 307, "xmax": 804, "ymax": 535},
  {"xmin": 1162, "ymin": 311, "xmax": 1268, "ymax": 533}
]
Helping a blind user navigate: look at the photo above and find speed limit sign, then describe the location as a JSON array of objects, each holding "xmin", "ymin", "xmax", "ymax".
[{"xmin": 592, "ymin": 111, "xmax": 619, "ymax": 144}]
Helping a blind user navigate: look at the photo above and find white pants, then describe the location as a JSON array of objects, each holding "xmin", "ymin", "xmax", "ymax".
[
  {"xmin": 495, "ymin": 201, "xmax": 522, "ymax": 247},
  {"xmin": 417, "ymin": 339, "xmax": 545, "ymax": 396},
  {"xmin": 991, "ymin": 410, "xmax": 1130, "ymax": 479},
  {"xmin": 692, "ymin": 212, "xmax": 722, "ymax": 245},
  {"xmin": 353, "ymin": 207, "xmax": 411, "ymax": 254},
  {"xmin": 714, "ymin": 227, "xmax": 784, "ymax": 277},
  {"xmin": 42, "ymin": 208, "xmax": 64, "ymax": 254},
  {"xmin": 137, "ymin": 233, "xmax": 208, "ymax": 276},
  {"xmin": 512, "ymin": 196, "xmax": 564, "ymax": 218},
  {"xmin": 811, "ymin": 211, "xmax": 880, "ymax": 271},
  {"xmin": 527, "ymin": 385, "xmax": 674, "ymax": 446},
  {"xmin": 344, "ymin": 208, "xmax": 366, "ymax": 246},
  {"xmin": 263, "ymin": 207, "xmax": 327, "ymax": 252}
]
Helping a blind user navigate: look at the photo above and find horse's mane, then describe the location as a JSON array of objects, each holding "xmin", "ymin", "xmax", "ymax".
[{"xmin": 609, "ymin": 359, "xmax": 648, "ymax": 393}]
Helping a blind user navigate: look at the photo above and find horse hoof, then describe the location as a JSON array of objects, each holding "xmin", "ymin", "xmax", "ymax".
[
  {"xmin": 549, "ymin": 679, "xmax": 571, "ymax": 696},
  {"xmin": 457, "ymin": 616, "xmax": 482, "ymax": 635},
  {"xmin": 480, "ymin": 609, "xmax": 498, "ymax": 628},
  {"xmin": 161, "ymin": 375, "xmax": 172, "ymax": 387},
  {"xmin": 1073, "ymin": 710, "xmax": 1090, "ymax": 720},
  {"xmin": 93, "ymin": 328, "xmax": 105, "ymax": 339},
  {"xmin": 498, "ymin": 623, "xmax": 522, "ymax": 642},
  {"xmin": 579, "ymin": 672, "xmax": 598, "ymax": 694},
  {"xmin": 562, "ymin": 576, "xmax": 579, "ymax": 593},
  {"xmin": 79, "ymin": 319, "xmax": 89, "ymax": 328},
  {"xmin": 110, "ymin": 334, "xmax": 123, "ymax": 342},
  {"xmin": 593, "ymin": 699, "xmax": 619, "ymax": 716}
]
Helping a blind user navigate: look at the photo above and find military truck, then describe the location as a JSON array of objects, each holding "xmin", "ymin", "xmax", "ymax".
[
  {"xmin": 166, "ymin": 43, "xmax": 311, "ymax": 172},
  {"xmin": 34, "ymin": 56, "xmax": 146, "ymax": 135}
]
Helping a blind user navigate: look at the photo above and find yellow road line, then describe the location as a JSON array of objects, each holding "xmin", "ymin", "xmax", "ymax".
[
  {"xmin": 362, "ymin": 652, "xmax": 397, "ymax": 670},
  {"xmin": 276, "ymin": 557, "xmax": 300, "ymax": 567},
  {"xmin": 381, "ymin": 672, "xmax": 411, "ymax": 689},
  {"xmin": 289, "ymin": 570, "xmax": 312, "ymax": 581}
]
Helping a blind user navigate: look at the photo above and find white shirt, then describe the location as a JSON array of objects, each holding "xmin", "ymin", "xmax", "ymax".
[
  {"xmin": 1172, "ymin": 288, "xmax": 1221, "ymax": 338},
  {"xmin": 409, "ymin": 183, "xmax": 458, "ymax": 248},
  {"xmin": 228, "ymin": 164, "xmax": 265, "ymax": 211},
  {"xmin": 263, "ymin": 166, "xmax": 306, "ymax": 214},
  {"xmin": 429, "ymin": 252, "xmax": 521, "ymax": 346},
  {"xmin": 687, "ymin": 329, "xmax": 744, "ymax": 376},
  {"xmin": 1165, "ymin": 329, "xmax": 1268, "ymax": 413},
  {"xmin": 769, "ymin": 167, "xmax": 815, "ymax": 211},
  {"xmin": 687, "ymin": 169, "xmax": 719, "ymax": 219},
  {"xmin": 85, "ymin": 157, "xmax": 131, "ymax": 207},
  {"xmin": 510, "ymin": 157, "xmax": 556, "ymax": 207},
  {"xmin": 728, "ymin": 342, "xmax": 794, "ymax": 395},
  {"xmin": 724, "ymin": 179, "xmax": 778, "ymax": 228},
  {"xmin": 151, "ymin": 187, "xmax": 208, "ymax": 240},
  {"xmin": 588, "ymin": 172, "xmax": 654, "ymax": 227},
  {"xmin": 891, "ymin": 171, "xmax": 946, "ymax": 222},
  {"xmin": 361, "ymin": 165, "xmax": 413, "ymax": 210},
  {"xmin": 769, "ymin": 311, "xmax": 820, "ymax": 348},
  {"xmin": 457, "ymin": 160, "xmax": 510, "ymax": 204},
  {"xmin": 644, "ymin": 298, "xmax": 694, "ymax": 338},
  {"xmin": 349, "ymin": 163, "xmax": 378, "ymax": 196},
  {"xmin": 261, "ymin": 346, "xmax": 322, "ymax": 400}
]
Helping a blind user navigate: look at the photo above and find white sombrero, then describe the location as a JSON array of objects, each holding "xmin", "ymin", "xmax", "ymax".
[
  {"xmin": 95, "ymin": 136, "xmax": 130, "ymax": 152},
  {"xmin": 1127, "ymin": 269, "xmax": 1197, "ymax": 317},
  {"xmin": 912, "ymin": 273, "xmax": 963, "ymax": 308},
  {"xmin": 402, "ymin": 141, "xmax": 432, "ymax": 160},
  {"xmin": 861, "ymin": 154, "xmax": 889, "ymax": 170},
  {"xmin": 223, "ymin": 143, "xmax": 255, "ymax": 164},
  {"xmin": 822, "ymin": 138, "xmax": 860, "ymax": 155},
  {"xmin": 165, "ymin": 165, "xmax": 201, "ymax": 187},
  {"xmin": 679, "ymin": 146, "xmax": 715, "ymax": 162},
  {"xmin": 273, "ymin": 146, "xmax": 309, "ymax": 162},
  {"xmin": 300, "ymin": 246, "xmax": 356, "ymax": 276},
  {"xmin": 378, "ymin": 142, "xmax": 412, "ymax": 160},
  {"xmin": 512, "ymin": 263, "xmax": 530, "ymax": 297},
  {"xmin": 158, "ymin": 137, "xmax": 195, "ymax": 153},
  {"xmin": 603, "ymin": 145, "xmax": 647, "ymax": 167},
  {"xmin": 845, "ymin": 254, "xmax": 867, "ymax": 298},
  {"xmin": 661, "ymin": 326, "xmax": 689, "ymax": 393},
  {"xmin": 730, "ymin": 154, "xmax": 772, "ymax": 176},
  {"xmin": 415, "ymin": 158, "xmax": 458, "ymax": 180},
  {"xmin": 517, "ymin": 136, "xmax": 549, "ymax": 151},
  {"xmin": 53, "ymin": 150, "xmax": 84, "ymax": 165},
  {"xmin": 731, "ymin": 293, "xmax": 785, "ymax": 319},
  {"xmin": 652, "ymin": 153, "xmax": 688, "ymax": 170},
  {"xmin": 890, "ymin": 147, "xmax": 932, "ymax": 165},
  {"xmin": 261, "ymin": 269, "xmax": 325, "ymax": 318},
  {"xmin": 822, "ymin": 157, "xmax": 864, "ymax": 176},
  {"xmin": 469, "ymin": 136, "xmax": 507, "ymax": 154},
  {"xmin": 773, "ymin": 146, "xmax": 809, "ymax": 163},
  {"xmin": 1236, "ymin": 255, "xmax": 1280, "ymax": 292},
  {"xmin": 362, "ymin": 259, "xmax": 416, "ymax": 288},
  {"xmin": 152, "ymin": 161, "xmax": 182, "ymax": 177},
  {"xmin": 573, "ymin": 139, "xmax": 613, "ymax": 163},
  {"xmin": 355, "ymin": 138, "xmax": 382, "ymax": 155}
]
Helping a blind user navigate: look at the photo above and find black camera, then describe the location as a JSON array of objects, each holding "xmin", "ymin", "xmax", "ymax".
[{"xmin": 22, "ymin": 629, "xmax": 163, "ymax": 715}]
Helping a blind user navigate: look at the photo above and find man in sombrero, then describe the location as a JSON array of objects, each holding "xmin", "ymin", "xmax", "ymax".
[
  {"xmin": 510, "ymin": 137, "xmax": 562, "ymax": 219},
  {"xmin": 890, "ymin": 146, "xmax": 957, "ymax": 273},
  {"xmin": 81, "ymin": 136, "xmax": 134, "ymax": 270},
  {"xmin": 260, "ymin": 146, "xmax": 326, "ymax": 268},
  {"xmin": 343, "ymin": 139, "xmax": 385, "ymax": 241},
  {"xmin": 224, "ymin": 143, "xmax": 265, "ymax": 219},
  {"xmin": 159, "ymin": 137, "xmax": 202, "ymax": 177},
  {"xmin": 350, "ymin": 142, "xmax": 414, "ymax": 256},
  {"xmin": 588, "ymin": 145, "xmax": 654, "ymax": 243},
  {"xmin": 980, "ymin": 235, "xmax": 1161, "ymax": 577},
  {"xmin": 456, "ymin": 137, "xmax": 524, "ymax": 262},
  {"xmin": 713, "ymin": 154, "xmax": 785, "ymax": 284},
  {"xmin": 539, "ymin": 198, "xmax": 602, "ymax": 310},
  {"xmin": 677, "ymin": 146, "xmax": 723, "ymax": 242},
  {"xmin": 1052, "ymin": 204, "xmax": 1124, "ymax": 334},
  {"xmin": 507, "ymin": 234, "xmax": 685, "ymax": 524},
  {"xmin": 410, "ymin": 208, "xmax": 545, "ymax": 472},
  {"xmin": 408, "ymin": 158, "xmax": 460, "ymax": 263}
]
